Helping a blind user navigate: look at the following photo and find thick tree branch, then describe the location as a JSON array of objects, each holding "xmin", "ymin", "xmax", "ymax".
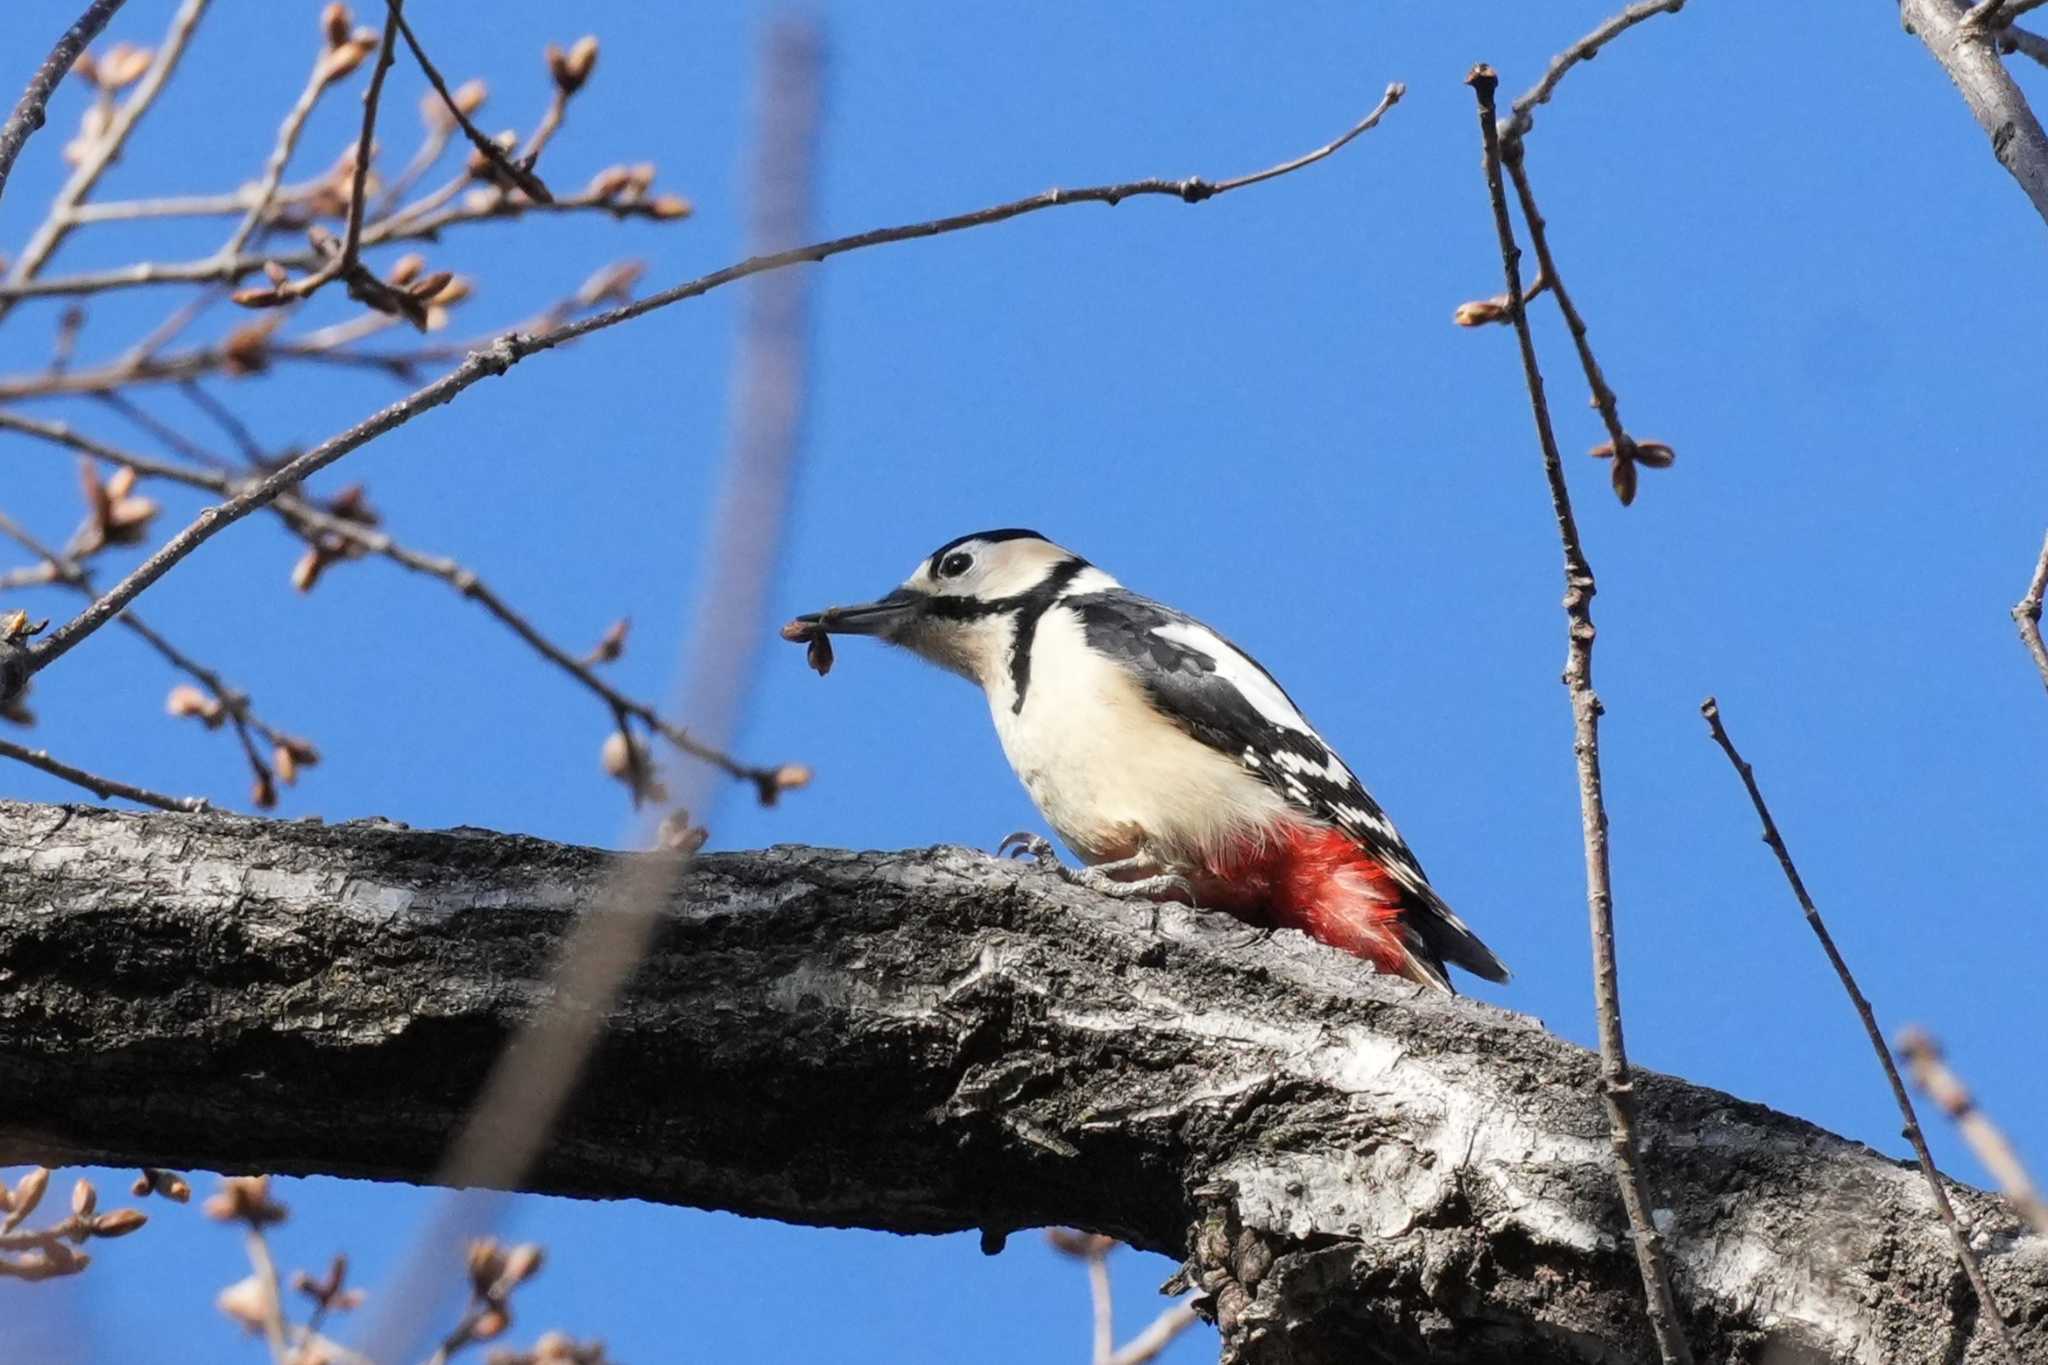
[
  {"xmin": 2013, "ymin": 530, "xmax": 2048, "ymax": 698},
  {"xmin": 1901, "ymin": 0, "xmax": 2048, "ymax": 228},
  {"xmin": 0, "ymin": 800, "xmax": 2041, "ymax": 1364}
]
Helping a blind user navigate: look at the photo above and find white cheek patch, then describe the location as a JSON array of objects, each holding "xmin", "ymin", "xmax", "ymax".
[{"xmin": 1150, "ymin": 622, "xmax": 1312, "ymax": 735}]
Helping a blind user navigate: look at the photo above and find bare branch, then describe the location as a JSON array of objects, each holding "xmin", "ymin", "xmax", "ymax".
[
  {"xmin": 0, "ymin": 0, "xmax": 129, "ymax": 208},
  {"xmin": 1108, "ymin": 1303, "xmax": 1201, "ymax": 1365},
  {"xmin": 2012, "ymin": 531, "xmax": 2048, "ymax": 698},
  {"xmin": 1465, "ymin": 63, "xmax": 1693, "ymax": 1365},
  {"xmin": 1700, "ymin": 698, "xmax": 2021, "ymax": 1364},
  {"xmin": 0, "ymin": 506, "xmax": 302, "ymax": 806},
  {"xmin": 0, "ymin": 187, "xmax": 682, "ymax": 311},
  {"xmin": 2002, "ymin": 23, "xmax": 2048, "ymax": 68},
  {"xmin": 0, "ymin": 736, "xmax": 207, "ymax": 811},
  {"xmin": 1901, "ymin": 0, "xmax": 2048, "ymax": 227},
  {"xmin": 384, "ymin": 0, "xmax": 551, "ymax": 204},
  {"xmin": 0, "ymin": 0, "xmax": 211, "ymax": 321},
  {"xmin": 1501, "ymin": 0, "xmax": 1688, "ymax": 147},
  {"xmin": 1501, "ymin": 149, "xmax": 1671, "ymax": 507},
  {"xmin": 0, "ymin": 411, "xmax": 778, "ymax": 793},
  {"xmin": 7, "ymin": 93, "xmax": 1402, "ymax": 698},
  {"xmin": 1897, "ymin": 1026, "xmax": 2048, "ymax": 1235},
  {"xmin": 217, "ymin": 52, "xmax": 330, "ymax": 260}
]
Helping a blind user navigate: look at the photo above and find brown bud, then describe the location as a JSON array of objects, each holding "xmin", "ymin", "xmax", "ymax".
[
  {"xmin": 71, "ymin": 1178, "xmax": 97, "ymax": 1220},
  {"xmin": 387, "ymin": 252, "xmax": 425, "ymax": 285},
  {"xmin": 216, "ymin": 1274, "xmax": 272, "ymax": 1333},
  {"xmin": 546, "ymin": 35, "xmax": 599, "ymax": 95},
  {"xmin": 251, "ymin": 765, "xmax": 278, "ymax": 810},
  {"xmin": 232, "ymin": 286, "xmax": 285, "ymax": 309},
  {"xmin": 656, "ymin": 812, "xmax": 708, "ymax": 855},
  {"xmin": 647, "ymin": 194, "xmax": 692, "ymax": 221},
  {"xmin": 262, "ymin": 261, "xmax": 290, "ymax": 287},
  {"xmin": 774, "ymin": 763, "xmax": 812, "ymax": 794},
  {"xmin": 467, "ymin": 1238, "xmax": 507, "ymax": 1296},
  {"xmin": 1045, "ymin": 1228, "xmax": 1115, "ymax": 1259},
  {"xmin": 575, "ymin": 260, "xmax": 645, "ymax": 309},
  {"xmin": 584, "ymin": 617, "xmax": 630, "ymax": 664},
  {"xmin": 99, "ymin": 44, "xmax": 153, "ymax": 90},
  {"xmin": 407, "ymin": 270, "xmax": 454, "ymax": 301},
  {"xmin": 318, "ymin": 37, "xmax": 374, "ymax": 86},
  {"xmin": 291, "ymin": 547, "xmax": 327, "ymax": 593},
  {"xmin": 585, "ymin": 166, "xmax": 634, "ymax": 201},
  {"xmin": 223, "ymin": 317, "xmax": 281, "ymax": 374},
  {"xmin": 204, "ymin": 1175, "xmax": 287, "ymax": 1227},
  {"xmin": 166, "ymin": 683, "xmax": 226, "ymax": 729},
  {"xmin": 273, "ymin": 744, "xmax": 299, "ymax": 787},
  {"xmin": 1633, "ymin": 440, "xmax": 1676, "ymax": 469},
  {"xmin": 471, "ymin": 1306, "xmax": 510, "ymax": 1342},
  {"xmin": 320, "ymin": 3, "xmax": 353, "ymax": 47},
  {"xmin": 92, "ymin": 1208, "xmax": 149, "ymax": 1238},
  {"xmin": 70, "ymin": 50, "xmax": 98, "ymax": 85},
  {"xmin": 500, "ymin": 1242, "xmax": 544, "ymax": 1288},
  {"xmin": 1452, "ymin": 297, "xmax": 1510, "ymax": 327},
  {"xmin": 5, "ymin": 1168, "xmax": 49, "ymax": 1232},
  {"xmin": 1610, "ymin": 455, "xmax": 1638, "ymax": 507}
]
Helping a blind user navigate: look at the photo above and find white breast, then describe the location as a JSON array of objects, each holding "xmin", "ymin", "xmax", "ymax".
[{"xmin": 987, "ymin": 605, "xmax": 1295, "ymax": 865}]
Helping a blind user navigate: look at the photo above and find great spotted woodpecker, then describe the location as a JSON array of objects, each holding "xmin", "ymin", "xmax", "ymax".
[{"xmin": 786, "ymin": 529, "xmax": 1508, "ymax": 992}]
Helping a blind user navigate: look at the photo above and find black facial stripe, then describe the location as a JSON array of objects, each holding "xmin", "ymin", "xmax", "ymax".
[{"xmin": 1006, "ymin": 558, "xmax": 1089, "ymax": 713}]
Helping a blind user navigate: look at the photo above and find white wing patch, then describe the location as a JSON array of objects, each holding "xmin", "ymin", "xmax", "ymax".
[{"xmin": 1152, "ymin": 621, "xmax": 1311, "ymax": 735}]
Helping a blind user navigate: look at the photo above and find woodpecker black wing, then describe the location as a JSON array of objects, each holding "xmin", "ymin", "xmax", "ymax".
[{"xmin": 1064, "ymin": 589, "xmax": 1508, "ymax": 984}]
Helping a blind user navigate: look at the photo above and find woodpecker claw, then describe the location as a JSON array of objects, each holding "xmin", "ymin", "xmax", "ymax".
[{"xmin": 998, "ymin": 831, "xmax": 1060, "ymax": 864}]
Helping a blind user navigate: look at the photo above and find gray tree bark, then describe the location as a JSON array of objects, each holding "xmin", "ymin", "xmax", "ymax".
[{"xmin": 0, "ymin": 799, "xmax": 2041, "ymax": 1363}]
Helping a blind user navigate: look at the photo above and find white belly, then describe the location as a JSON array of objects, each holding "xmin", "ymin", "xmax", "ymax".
[{"xmin": 987, "ymin": 607, "xmax": 1293, "ymax": 864}]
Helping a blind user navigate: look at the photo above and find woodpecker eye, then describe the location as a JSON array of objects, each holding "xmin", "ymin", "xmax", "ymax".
[{"xmin": 937, "ymin": 551, "xmax": 974, "ymax": 579}]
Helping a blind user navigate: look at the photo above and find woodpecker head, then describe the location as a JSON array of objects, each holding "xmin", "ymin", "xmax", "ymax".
[{"xmin": 787, "ymin": 529, "xmax": 1099, "ymax": 686}]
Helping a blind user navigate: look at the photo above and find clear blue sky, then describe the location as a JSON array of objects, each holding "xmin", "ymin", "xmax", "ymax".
[{"xmin": 4, "ymin": 2, "xmax": 2046, "ymax": 1361}]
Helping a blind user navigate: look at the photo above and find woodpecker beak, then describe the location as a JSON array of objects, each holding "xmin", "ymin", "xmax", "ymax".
[{"xmin": 784, "ymin": 587, "xmax": 927, "ymax": 640}]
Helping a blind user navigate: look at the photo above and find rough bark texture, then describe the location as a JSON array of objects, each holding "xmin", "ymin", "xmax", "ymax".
[{"xmin": 0, "ymin": 800, "xmax": 2042, "ymax": 1363}]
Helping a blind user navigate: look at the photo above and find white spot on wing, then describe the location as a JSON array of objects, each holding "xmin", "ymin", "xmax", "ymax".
[{"xmin": 1151, "ymin": 621, "xmax": 1312, "ymax": 735}]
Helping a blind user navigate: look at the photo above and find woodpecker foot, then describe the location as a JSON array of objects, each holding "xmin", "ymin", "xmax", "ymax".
[
  {"xmin": 1220, "ymin": 924, "xmax": 1280, "ymax": 950},
  {"xmin": 999, "ymin": 835, "xmax": 1192, "ymax": 904}
]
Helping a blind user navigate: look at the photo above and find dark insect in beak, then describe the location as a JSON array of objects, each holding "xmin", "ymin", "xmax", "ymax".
[{"xmin": 781, "ymin": 588, "xmax": 929, "ymax": 673}]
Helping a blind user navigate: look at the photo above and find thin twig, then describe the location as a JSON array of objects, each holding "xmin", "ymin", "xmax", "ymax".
[
  {"xmin": 1896, "ymin": 1027, "xmax": 2048, "ymax": 1235},
  {"xmin": 0, "ymin": 0, "xmax": 130, "ymax": 208},
  {"xmin": 0, "ymin": 411, "xmax": 772, "ymax": 790},
  {"xmin": 0, "ymin": 0, "xmax": 211, "ymax": 320},
  {"xmin": 242, "ymin": 14, "xmax": 401, "ymax": 312},
  {"xmin": 0, "ymin": 187, "xmax": 682, "ymax": 310},
  {"xmin": 2011, "ymin": 531, "xmax": 2048, "ymax": 698},
  {"xmin": 242, "ymin": 1226, "xmax": 292, "ymax": 1365},
  {"xmin": 384, "ymin": 0, "xmax": 551, "ymax": 203},
  {"xmin": 0, "ymin": 506, "xmax": 297, "ymax": 801},
  {"xmin": 1700, "ymin": 698, "xmax": 2021, "ymax": 1363},
  {"xmin": 0, "ymin": 734, "xmax": 207, "ymax": 812},
  {"xmin": 1089, "ymin": 1251, "xmax": 1116, "ymax": 1365},
  {"xmin": 1500, "ymin": 0, "xmax": 1688, "ymax": 146},
  {"xmin": 8, "ymin": 91, "xmax": 1402, "ymax": 696},
  {"xmin": 1108, "ymin": 1303, "xmax": 1201, "ymax": 1365},
  {"xmin": 218, "ymin": 56, "xmax": 329, "ymax": 259},
  {"xmin": 1465, "ymin": 63, "xmax": 1693, "ymax": 1365},
  {"xmin": 1504, "ymin": 152, "xmax": 1627, "ymax": 457}
]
